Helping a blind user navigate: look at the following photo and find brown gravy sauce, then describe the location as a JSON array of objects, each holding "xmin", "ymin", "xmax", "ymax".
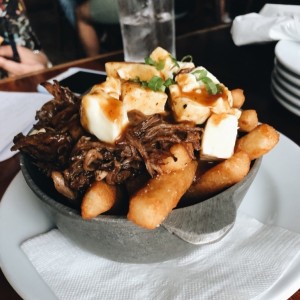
[{"xmin": 180, "ymin": 87, "xmax": 225, "ymax": 107}]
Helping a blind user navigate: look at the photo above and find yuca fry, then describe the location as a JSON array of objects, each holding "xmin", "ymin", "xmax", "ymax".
[
  {"xmin": 81, "ymin": 180, "xmax": 117, "ymax": 219},
  {"xmin": 127, "ymin": 161, "xmax": 198, "ymax": 229},
  {"xmin": 235, "ymin": 123, "xmax": 279, "ymax": 160},
  {"xmin": 238, "ymin": 109, "xmax": 258, "ymax": 132},
  {"xmin": 185, "ymin": 151, "xmax": 251, "ymax": 200},
  {"xmin": 231, "ymin": 89, "xmax": 245, "ymax": 108},
  {"xmin": 160, "ymin": 143, "xmax": 193, "ymax": 173}
]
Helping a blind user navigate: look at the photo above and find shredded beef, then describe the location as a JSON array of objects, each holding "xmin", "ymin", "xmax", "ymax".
[
  {"xmin": 12, "ymin": 82, "xmax": 202, "ymax": 200},
  {"xmin": 11, "ymin": 81, "xmax": 84, "ymax": 171},
  {"xmin": 121, "ymin": 113, "xmax": 202, "ymax": 176}
]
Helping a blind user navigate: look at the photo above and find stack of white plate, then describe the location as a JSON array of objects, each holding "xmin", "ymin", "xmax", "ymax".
[{"xmin": 271, "ymin": 40, "xmax": 300, "ymax": 117}]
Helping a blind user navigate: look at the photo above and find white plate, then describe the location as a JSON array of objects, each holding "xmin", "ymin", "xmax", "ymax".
[
  {"xmin": 275, "ymin": 40, "xmax": 300, "ymax": 76},
  {"xmin": 273, "ymin": 68, "xmax": 300, "ymax": 98},
  {"xmin": 275, "ymin": 60, "xmax": 300, "ymax": 87},
  {"xmin": 271, "ymin": 89, "xmax": 300, "ymax": 119},
  {"xmin": 271, "ymin": 74, "xmax": 300, "ymax": 108},
  {"xmin": 0, "ymin": 134, "xmax": 300, "ymax": 300},
  {"xmin": 273, "ymin": 93, "xmax": 300, "ymax": 117},
  {"xmin": 271, "ymin": 82, "xmax": 300, "ymax": 117}
]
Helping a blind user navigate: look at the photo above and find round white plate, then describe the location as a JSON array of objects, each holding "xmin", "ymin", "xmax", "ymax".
[
  {"xmin": 271, "ymin": 83, "xmax": 300, "ymax": 117},
  {"xmin": 275, "ymin": 40, "xmax": 300, "ymax": 76},
  {"xmin": 271, "ymin": 74, "xmax": 300, "ymax": 108},
  {"xmin": 271, "ymin": 76, "xmax": 300, "ymax": 118},
  {"xmin": 272, "ymin": 91, "xmax": 300, "ymax": 117},
  {"xmin": 275, "ymin": 59, "xmax": 300, "ymax": 87},
  {"xmin": 0, "ymin": 134, "xmax": 300, "ymax": 300},
  {"xmin": 273, "ymin": 69, "xmax": 300, "ymax": 98}
]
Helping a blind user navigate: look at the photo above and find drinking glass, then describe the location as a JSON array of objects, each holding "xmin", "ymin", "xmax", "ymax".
[{"xmin": 117, "ymin": 0, "xmax": 175, "ymax": 62}]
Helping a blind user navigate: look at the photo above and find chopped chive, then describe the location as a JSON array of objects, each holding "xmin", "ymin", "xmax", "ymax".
[
  {"xmin": 192, "ymin": 68, "xmax": 222, "ymax": 95},
  {"xmin": 156, "ymin": 60, "xmax": 165, "ymax": 71},
  {"xmin": 170, "ymin": 55, "xmax": 180, "ymax": 68},
  {"xmin": 131, "ymin": 76, "xmax": 175, "ymax": 92},
  {"xmin": 202, "ymin": 77, "xmax": 216, "ymax": 94},
  {"xmin": 147, "ymin": 76, "xmax": 165, "ymax": 92},
  {"xmin": 164, "ymin": 78, "xmax": 175, "ymax": 87},
  {"xmin": 144, "ymin": 56, "xmax": 155, "ymax": 66},
  {"xmin": 144, "ymin": 56, "xmax": 165, "ymax": 71},
  {"xmin": 192, "ymin": 69, "xmax": 207, "ymax": 79},
  {"xmin": 181, "ymin": 55, "xmax": 193, "ymax": 63}
]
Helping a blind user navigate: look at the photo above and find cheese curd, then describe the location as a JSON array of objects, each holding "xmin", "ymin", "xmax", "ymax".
[
  {"xmin": 149, "ymin": 47, "xmax": 195, "ymax": 80},
  {"xmin": 89, "ymin": 76, "xmax": 121, "ymax": 100},
  {"xmin": 201, "ymin": 113, "xmax": 238, "ymax": 160},
  {"xmin": 121, "ymin": 82, "xmax": 167, "ymax": 115},
  {"xmin": 169, "ymin": 84, "xmax": 211, "ymax": 124},
  {"xmin": 169, "ymin": 66, "xmax": 236, "ymax": 126},
  {"xmin": 105, "ymin": 62, "xmax": 160, "ymax": 82},
  {"xmin": 81, "ymin": 91, "xmax": 128, "ymax": 144},
  {"xmin": 80, "ymin": 47, "xmax": 242, "ymax": 160}
]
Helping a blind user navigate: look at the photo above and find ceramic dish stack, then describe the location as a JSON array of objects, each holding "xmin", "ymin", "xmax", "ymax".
[{"xmin": 271, "ymin": 40, "xmax": 300, "ymax": 117}]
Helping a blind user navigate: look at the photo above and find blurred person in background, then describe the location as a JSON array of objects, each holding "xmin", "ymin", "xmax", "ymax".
[
  {"xmin": 75, "ymin": 0, "xmax": 119, "ymax": 56},
  {"xmin": 59, "ymin": 0, "xmax": 197, "ymax": 58},
  {"xmin": 58, "ymin": 0, "xmax": 120, "ymax": 57},
  {"xmin": 0, "ymin": 0, "xmax": 50, "ymax": 80}
]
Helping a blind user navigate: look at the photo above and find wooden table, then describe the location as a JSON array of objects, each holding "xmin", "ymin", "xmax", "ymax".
[{"xmin": 1, "ymin": 24, "xmax": 300, "ymax": 299}]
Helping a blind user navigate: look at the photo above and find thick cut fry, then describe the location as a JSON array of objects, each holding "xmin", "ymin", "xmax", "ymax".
[
  {"xmin": 81, "ymin": 180, "xmax": 117, "ymax": 219},
  {"xmin": 231, "ymin": 89, "xmax": 245, "ymax": 108},
  {"xmin": 235, "ymin": 123, "xmax": 279, "ymax": 160},
  {"xmin": 238, "ymin": 109, "xmax": 258, "ymax": 132},
  {"xmin": 127, "ymin": 161, "xmax": 198, "ymax": 229},
  {"xmin": 160, "ymin": 143, "xmax": 193, "ymax": 173},
  {"xmin": 185, "ymin": 151, "xmax": 251, "ymax": 200}
]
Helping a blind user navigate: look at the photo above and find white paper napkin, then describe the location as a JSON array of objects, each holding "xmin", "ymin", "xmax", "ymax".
[
  {"xmin": 21, "ymin": 212, "xmax": 300, "ymax": 300},
  {"xmin": 0, "ymin": 91, "xmax": 52, "ymax": 161},
  {"xmin": 231, "ymin": 4, "xmax": 300, "ymax": 46}
]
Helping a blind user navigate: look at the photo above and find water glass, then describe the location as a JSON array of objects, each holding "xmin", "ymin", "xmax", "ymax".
[{"xmin": 117, "ymin": 0, "xmax": 175, "ymax": 62}]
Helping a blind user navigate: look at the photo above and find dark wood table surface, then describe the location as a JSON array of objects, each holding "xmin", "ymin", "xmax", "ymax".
[{"xmin": 1, "ymin": 24, "xmax": 300, "ymax": 299}]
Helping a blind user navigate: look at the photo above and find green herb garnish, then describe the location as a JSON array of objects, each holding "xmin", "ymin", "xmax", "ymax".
[
  {"xmin": 170, "ymin": 55, "xmax": 180, "ymax": 68},
  {"xmin": 147, "ymin": 76, "xmax": 165, "ymax": 91},
  {"xmin": 192, "ymin": 69, "xmax": 207, "ymax": 79},
  {"xmin": 144, "ymin": 57, "xmax": 165, "ymax": 71},
  {"xmin": 192, "ymin": 69, "xmax": 222, "ymax": 95},
  {"xmin": 181, "ymin": 55, "xmax": 193, "ymax": 63},
  {"xmin": 164, "ymin": 78, "xmax": 175, "ymax": 87},
  {"xmin": 134, "ymin": 76, "xmax": 175, "ymax": 92}
]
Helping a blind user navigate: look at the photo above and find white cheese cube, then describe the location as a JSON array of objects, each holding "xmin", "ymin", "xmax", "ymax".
[
  {"xmin": 90, "ymin": 76, "xmax": 121, "ymax": 100},
  {"xmin": 177, "ymin": 61, "xmax": 195, "ymax": 70},
  {"xmin": 193, "ymin": 66, "xmax": 220, "ymax": 85},
  {"xmin": 210, "ymin": 96, "xmax": 231, "ymax": 114},
  {"xmin": 105, "ymin": 62, "xmax": 160, "ymax": 82},
  {"xmin": 176, "ymin": 73, "xmax": 200, "ymax": 93},
  {"xmin": 169, "ymin": 84, "xmax": 211, "ymax": 124},
  {"xmin": 149, "ymin": 47, "xmax": 175, "ymax": 80},
  {"xmin": 150, "ymin": 47, "xmax": 196, "ymax": 79},
  {"xmin": 81, "ymin": 91, "xmax": 129, "ymax": 144},
  {"xmin": 121, "ymin": 82, "xmax": 167, "ymax": 115},
  {"xmin": 201, "ymin": 113, "xmax": 238, "ymax": 160}
]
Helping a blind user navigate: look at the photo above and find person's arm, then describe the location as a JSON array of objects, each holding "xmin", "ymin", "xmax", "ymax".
[
  {"xmin": 0, "ymin": 45, "xmax": 50, "ymax": 77},
  {"xmin": 0, "ymin": 0, "xmax": 51, "ymax": 78}
]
